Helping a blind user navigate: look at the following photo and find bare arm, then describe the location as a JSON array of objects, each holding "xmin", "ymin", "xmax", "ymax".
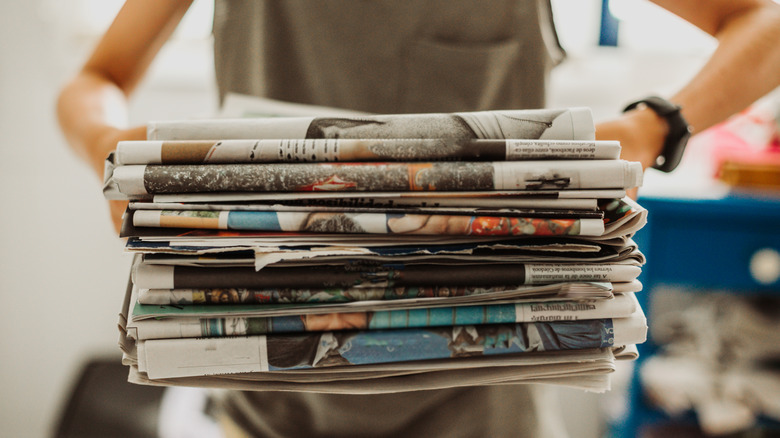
[
  {"xmin": 598, "ymin": 0, "xmax": 780, "ymax": 170},
  {"xmin": 56, "ymin": 0, "xmax": 193, "ymax": 230},
  {"xmin": 56, "ymin": 0, "xmax": 193, "ymax": 177}
]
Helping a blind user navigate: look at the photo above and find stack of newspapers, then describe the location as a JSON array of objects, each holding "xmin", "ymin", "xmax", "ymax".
[{"xmin": 104, "ymin": 107, "xmax": 648, "ymax": 394}]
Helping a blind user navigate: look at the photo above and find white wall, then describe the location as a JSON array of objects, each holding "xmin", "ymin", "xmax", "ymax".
[
  {"xmin": 0, "ymin": 1, "xmax": 714, "ymax": 437},
  {"xmin": 0, "ymin": 2, "xmax": 216, "ymax": 438}
]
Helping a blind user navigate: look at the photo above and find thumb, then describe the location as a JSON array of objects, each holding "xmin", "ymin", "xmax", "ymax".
[{"xmin": 109, "ymin": 199, "xmax": 129, "ymax": 235}]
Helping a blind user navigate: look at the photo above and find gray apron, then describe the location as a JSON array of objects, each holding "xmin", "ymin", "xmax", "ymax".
[
  {"xmin": 211, "ymin": 2, "xmax": 567, "ymax": 436},
  {"xmin": 213, "ymin": 0, "xmax": 564, "ymax": 113}
]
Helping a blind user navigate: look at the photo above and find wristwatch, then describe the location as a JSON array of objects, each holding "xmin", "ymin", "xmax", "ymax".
[{"xmin": 623, "ymin": 96, "xmax": 692, "ymax": 173}]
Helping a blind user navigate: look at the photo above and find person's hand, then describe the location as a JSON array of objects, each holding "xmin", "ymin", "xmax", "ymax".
[
  {"xmin": 89, "ymin": 126, "xmax": 147, "ymax": 234},
  {"xmin": 596, "ymin": 106, "xmax": 668, "ymax": 198}
]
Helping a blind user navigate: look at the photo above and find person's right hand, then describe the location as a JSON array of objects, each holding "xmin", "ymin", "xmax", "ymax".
[{"xmin": 91, "ymin": 126, "xmax": 147, "ymax": 234}]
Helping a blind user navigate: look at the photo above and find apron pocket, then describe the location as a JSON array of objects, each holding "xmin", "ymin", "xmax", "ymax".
[{"xmin": 400, "ymin": 38, "xmax": 522, "ymax": 113}]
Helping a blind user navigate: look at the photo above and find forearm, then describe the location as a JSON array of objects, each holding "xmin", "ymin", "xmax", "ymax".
[{"xmin": 670, "ymin": 2, "xmax": 780, "ymax": 134}]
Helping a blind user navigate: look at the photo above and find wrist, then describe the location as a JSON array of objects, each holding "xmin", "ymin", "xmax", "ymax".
[
  {"xmin": 89, "ymin": 127, "xmax": 122, "ymax": 177},
  {"xmin": 622, "ymin": 105, "xmax": 668, "ymax": 161},
  {"xmin": 89, "ymin": 125, "xmax": 146, "ymax": 178},
  {"xmin": 623, "ymin": 96, "xmax": 692, "ymax": 172}
]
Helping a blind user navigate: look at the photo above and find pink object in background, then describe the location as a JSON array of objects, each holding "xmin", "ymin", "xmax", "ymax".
[{"xmin": 702, "ymin": 89, "xmax": 780, "ymax": 179}]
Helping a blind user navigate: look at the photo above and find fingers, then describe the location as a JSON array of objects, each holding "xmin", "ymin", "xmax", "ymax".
[{"xmin": 110, "ymin": 199, "xmax": 129, "ymax": 235}]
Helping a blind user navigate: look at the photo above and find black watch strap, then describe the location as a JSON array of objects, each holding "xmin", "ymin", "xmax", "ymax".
[{"xmin": 623, "ymin": 96, "xmax": 692, "ymax": 173}]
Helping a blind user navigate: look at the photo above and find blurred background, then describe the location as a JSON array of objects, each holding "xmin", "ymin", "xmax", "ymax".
[{"xmin": 5, "ymin": 1, "xmax": 768, "ymax": 437}]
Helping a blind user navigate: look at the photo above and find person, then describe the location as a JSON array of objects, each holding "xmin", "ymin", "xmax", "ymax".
[
  {"xmin": 303, "ymin": 115, "xmax": 478, "ymax": 141},
  {"xmin": 300, "ymin": 312, "xmax": 369, "ymax": 331},
  {"xmin": 56, "ymin": 1, "xmax": 780, "ymax": 437},
  {"xmin": 302, "ymin": 109, "xmax": 566, "ymax": 141}
]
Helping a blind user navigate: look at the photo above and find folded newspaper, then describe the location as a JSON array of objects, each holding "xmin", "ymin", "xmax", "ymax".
[
  {"xmin": 110, "ymin": 100, "xmax": 648, "ymax": 394},
  {"xmin": 118, "ymin": 273, "xmax": 645, "ymax": 392}
]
